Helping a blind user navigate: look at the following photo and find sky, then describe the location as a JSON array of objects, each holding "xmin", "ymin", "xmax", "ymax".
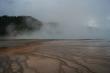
[{"xmin": 0, "ymin": 0, "xmax": 110, "ymax": 39}]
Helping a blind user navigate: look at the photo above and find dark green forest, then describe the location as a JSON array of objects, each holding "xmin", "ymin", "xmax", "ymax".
[{"xmin": 0, "ymin": 15, "xmax": 42, "ymax": 36}]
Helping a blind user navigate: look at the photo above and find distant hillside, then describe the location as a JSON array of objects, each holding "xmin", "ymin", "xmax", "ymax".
[{"xmin": 0, "ymin": 15, "xmax": 42, "ymax": 36}]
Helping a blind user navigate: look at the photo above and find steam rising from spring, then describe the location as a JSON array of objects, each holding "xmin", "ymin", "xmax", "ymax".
[{"xmin": 1, "ymin": 0, "xmax": 110, "ymax": 39}]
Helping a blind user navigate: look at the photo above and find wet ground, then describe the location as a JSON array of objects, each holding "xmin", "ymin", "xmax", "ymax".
[{"xmin": 0, "ymin": 39, "xmax": 110, "ymax": 73}]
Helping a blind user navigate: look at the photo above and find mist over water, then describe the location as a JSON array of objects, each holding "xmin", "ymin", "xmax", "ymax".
[{"xmin": 1, "ymin": 0, "xmax": 110, "ymax": 39}]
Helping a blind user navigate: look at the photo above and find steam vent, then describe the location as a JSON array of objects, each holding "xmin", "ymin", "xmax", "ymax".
[{"xmin": 0, "ymin": 15, "xmax": 42, "ymax": 36}]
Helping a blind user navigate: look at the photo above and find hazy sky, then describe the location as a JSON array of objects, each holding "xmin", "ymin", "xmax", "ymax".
[{"xmin": 0, "ymin": 0, "xmax": 110, "ymax": 39}]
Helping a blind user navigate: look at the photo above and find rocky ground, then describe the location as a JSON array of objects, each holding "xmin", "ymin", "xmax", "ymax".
[{"xmin": 0, "ymin": 39, "xmax": 110, "ymax": 73}]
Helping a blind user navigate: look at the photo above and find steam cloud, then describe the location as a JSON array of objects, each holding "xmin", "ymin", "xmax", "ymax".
[{"xmin": 0, "ymin": 0, "xmax": 110, "ymax": 39}]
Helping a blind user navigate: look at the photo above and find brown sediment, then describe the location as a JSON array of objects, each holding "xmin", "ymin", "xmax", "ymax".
[{"xmin": 0, "ymin": 39, "xmax": 110, "ymax": 73}]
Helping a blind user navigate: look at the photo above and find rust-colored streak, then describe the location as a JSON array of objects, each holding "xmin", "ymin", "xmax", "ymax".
[{"xmin": 0, "ymin": 40, "xmax": 110, "ymax": 73}]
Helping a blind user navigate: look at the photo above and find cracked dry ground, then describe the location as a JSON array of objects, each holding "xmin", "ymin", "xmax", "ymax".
[{"xmin": 0, "ymin": 40, "xmax": 110, "ymax": 73}]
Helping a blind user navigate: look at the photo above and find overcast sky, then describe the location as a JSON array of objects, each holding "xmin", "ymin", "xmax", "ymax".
[{"xmin": 0, "ymin": 0, "xmax": 110, "ymax": 39}]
